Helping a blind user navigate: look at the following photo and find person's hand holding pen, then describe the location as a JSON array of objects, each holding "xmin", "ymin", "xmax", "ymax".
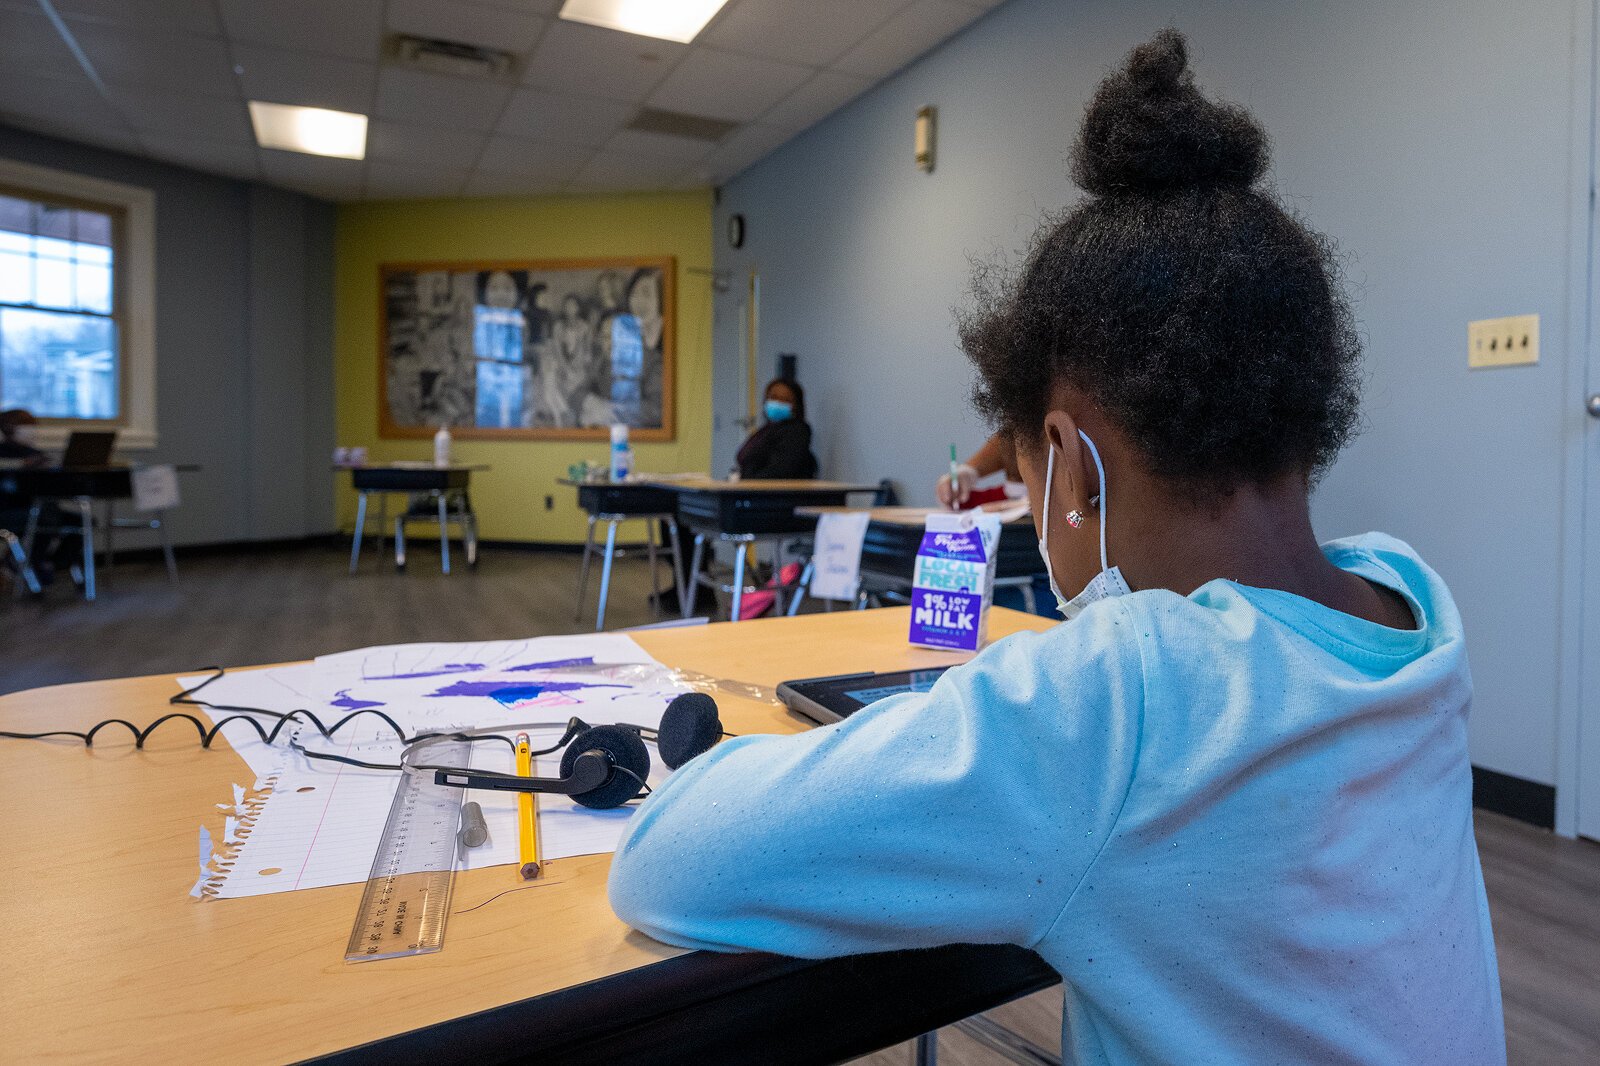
[{"xmin": 937, "ymin": 462, "xmax": 979, "ymax": 509}]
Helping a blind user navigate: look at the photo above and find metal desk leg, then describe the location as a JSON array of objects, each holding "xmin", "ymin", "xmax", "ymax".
[
  {"xmin": 645, "ymin": 520, "xmax": 662, "ymax": 619},
  {"xmin": 157, "ymin": 511, "xmax": 177, "ymax": 582},
  {"xmin": 78, "ymin": 495, "xmax": 96, "ymax": 601},
  {"xmin": 595, "ymin": 519, "xmax": 619, "ymax": 631},
  {"xmin": 665, "ymin": 519, "xmax": 686, "ymax": 616},
  {"xmin": 460, "ymin": 493, "xmax": 477, "ymax": 567},
  {"xmin": 376, "ymin": 492, "xmax": 388, "ymax": 561},
  {"xmin": 394, "ymin": 514, "xmax": 407, "ymax": 570},
  {"xmin": 683, "ymin": 533, "xmax": 705, "ymax": 620},
  {"xmin": 730, "ymin": 541, "xmax": 748, "ymax": 622},
  {"xmin": 575, "ymin": 514, "xmax": 598, "ymax": 620},
  {"xmin": 1021, "ymin": 581, "xmax": 1038, "ymax": 616},
  {"xmin": 914, "ymin": 1032, "xmax": 937, "ymax": 1066},
  {"xmin": 104, "ymin": 500, "xmax": 115, "ymax": 570},
  {"xmin": 2, "ymin": 530, "xmax": 39, "ymax": 595},
  {"xmin": 787, "ymin": 560, "xmax": 814, "ymax": 616},
  {"xmin": 437, "ymin": 493, "xmax": 451, "ymax": 574},
  {"xmin": 349, "ymin": 491, "xmax": 367, "ymax": 574}
]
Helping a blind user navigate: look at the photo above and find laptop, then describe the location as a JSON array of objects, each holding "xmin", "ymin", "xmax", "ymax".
[{"xmin": 60, "ymin": 430, "xmax": 117, "ymax": 468}]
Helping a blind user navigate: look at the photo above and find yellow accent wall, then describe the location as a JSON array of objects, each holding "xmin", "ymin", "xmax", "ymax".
[{"xmin": 333, "ymin": 190, "xmax": 713, "ymax": 543}]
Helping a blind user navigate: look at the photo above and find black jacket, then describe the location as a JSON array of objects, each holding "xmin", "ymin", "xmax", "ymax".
[{"xmin": 735, "ymin": 419, "xmax": 818, "ymax": 479}]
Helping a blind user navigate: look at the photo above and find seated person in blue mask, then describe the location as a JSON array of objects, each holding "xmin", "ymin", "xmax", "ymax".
[
  {"xmin": 734, "ymin": 377, "xmax": 817, "ymax": 479},
  {"xmin": 608, "ymin": 30, "xmax": 1503, "ymax": 1065}
]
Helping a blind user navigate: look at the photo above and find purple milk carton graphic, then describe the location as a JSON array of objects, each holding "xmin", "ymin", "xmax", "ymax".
[{"xmin": 908, "ymin": 512, "xmax": 1002, "ymax": 652}]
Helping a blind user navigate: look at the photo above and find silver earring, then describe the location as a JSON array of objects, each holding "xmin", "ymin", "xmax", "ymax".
[
  {"xmin": 1088, "ymin": 494, "xmax": 1101, "ymax": 509},
  {"xmin": 1065, "ymin": 509, "xmax": 1084, "ymax": 529}
]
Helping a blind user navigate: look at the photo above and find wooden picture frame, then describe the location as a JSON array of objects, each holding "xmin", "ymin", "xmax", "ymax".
[{"xmin": 377, "ymin": 255, "xmax": 676, "ymax": 441}]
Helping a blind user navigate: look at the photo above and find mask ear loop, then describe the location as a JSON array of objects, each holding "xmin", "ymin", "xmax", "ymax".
[{"xmin": 1078, "ymin": 430, "xmax": 1109, "ymax": 573}]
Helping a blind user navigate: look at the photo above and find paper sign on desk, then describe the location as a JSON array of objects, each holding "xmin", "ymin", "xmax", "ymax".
[{"xmin": 809, "ymin": 511, "xmax": 872, "ymax": 602}]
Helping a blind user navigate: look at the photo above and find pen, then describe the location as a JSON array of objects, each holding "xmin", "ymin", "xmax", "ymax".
[
  {"xmin": 516, "ymin": 733, "xmax": 542, "ymax": 880},
  {"xmin": 948, "ymin": 443, "xmax": 961, "ymax": 510}
]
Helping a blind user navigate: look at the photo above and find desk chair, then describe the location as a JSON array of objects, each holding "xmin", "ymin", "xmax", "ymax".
[
  {"xmin": 394, "ymin": 490, "xmax": 478, "ymax": 574},
  {"xmin": 104, "ymin": 464, "xmax": 180, "ymax": 583},
  {"xmin": 683, "ymin": 530, "xmax": 810, "ymax": 622},
  {"xmin": 575, "ymin": 512, "xmax": 683, "ymax": 631}
]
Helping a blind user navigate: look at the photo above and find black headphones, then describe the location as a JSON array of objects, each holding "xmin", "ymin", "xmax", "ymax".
[{"xmin": 422, "ymin": 692, "xmax": 725, "ymax": 809}]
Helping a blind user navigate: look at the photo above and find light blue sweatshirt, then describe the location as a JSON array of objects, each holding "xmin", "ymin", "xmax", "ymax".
[{"xmin": 608, "ymin": 534, "xmax": 1505, "ymax": 1065}]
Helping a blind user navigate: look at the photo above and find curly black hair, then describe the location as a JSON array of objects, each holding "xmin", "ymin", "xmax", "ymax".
[{"xmin": 960, "ymin": 29, "xmax": 1361, "ymax": 493}]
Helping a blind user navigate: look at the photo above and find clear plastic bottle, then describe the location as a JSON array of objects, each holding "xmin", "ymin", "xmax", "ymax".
[
  {"xmin": 609, "ymin": 423, "xmax": 632, "ymax": 481},
  {"xmin": 433, "ymin": 425, "xmax": 452, "ymax": 467}
]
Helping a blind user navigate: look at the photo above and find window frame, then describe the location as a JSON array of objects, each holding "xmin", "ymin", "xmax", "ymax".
[{"xmin": 0, "ymin": 158, "xmax": 156, "ymax": 450}]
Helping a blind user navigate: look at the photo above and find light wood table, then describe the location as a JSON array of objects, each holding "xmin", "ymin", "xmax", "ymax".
[{"xmin": 1, "ymin": 607, "xmax": 1056, "ymax": 1065}]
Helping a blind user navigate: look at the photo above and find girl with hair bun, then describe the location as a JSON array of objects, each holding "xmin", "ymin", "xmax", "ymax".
[{"xmin": 610, "ymin": 31, "xmax": 1504, "ymax": 1065}]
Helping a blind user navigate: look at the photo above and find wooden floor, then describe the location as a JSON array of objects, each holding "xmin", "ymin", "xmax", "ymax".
[{"xmin": 4, "ymin": 544, "xmax": 1597, "ymax": 1065}]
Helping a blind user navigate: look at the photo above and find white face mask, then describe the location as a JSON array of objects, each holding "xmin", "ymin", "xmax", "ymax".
[{"xmin": 1038, "ymin": 429, "xmax": 1131, "ymax": 619}]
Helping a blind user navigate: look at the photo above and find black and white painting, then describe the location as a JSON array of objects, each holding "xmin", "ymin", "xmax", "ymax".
[{"xmin": 379, "ymin": 258, "xmax": 674, "ymax": 440}]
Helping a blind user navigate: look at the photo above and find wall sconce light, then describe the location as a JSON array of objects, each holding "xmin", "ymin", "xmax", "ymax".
[{"xmin": 915, "ymin": 106, "xmax": 936, "ymax": 173}]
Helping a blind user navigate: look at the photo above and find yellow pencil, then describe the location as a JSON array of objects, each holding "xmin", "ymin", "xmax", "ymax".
[{"xmin": 515, "ymin": 733, "xmax": 542, "ymax": 880}]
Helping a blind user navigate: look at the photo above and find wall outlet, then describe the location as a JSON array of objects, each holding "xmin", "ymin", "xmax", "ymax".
[
  {"xmin": 544, "ymin": 495, "xmax": 553, "ymax": 510},
  {"xmin": 1468, "ymin": 314, "xmax": 1539, "ymax": 369}
]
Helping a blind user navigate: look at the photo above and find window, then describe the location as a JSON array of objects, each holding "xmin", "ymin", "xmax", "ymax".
[
  {"xmin": 0, "ymin": 159, "xmax": 155, "ymax": 448},
  {"xmin": 0, "ymin": 192, "xmax": 120, "ymax": 420}
]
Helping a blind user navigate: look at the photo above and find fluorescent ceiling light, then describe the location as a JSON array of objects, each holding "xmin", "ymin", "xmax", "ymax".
[
  {"xmin": 558, "ymin": 0, "xmax": 730, "ymax": 44},
  {"xmin": 248, "ymin": 102, "xmax": 367, "ymax": 160}
]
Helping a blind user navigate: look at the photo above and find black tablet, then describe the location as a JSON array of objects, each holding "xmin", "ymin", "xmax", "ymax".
[{"xmin": 776, "ymin": 666, "xmax": 951, "ymax": 725}]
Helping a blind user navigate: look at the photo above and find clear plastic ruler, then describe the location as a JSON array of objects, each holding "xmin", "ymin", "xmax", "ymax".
[{"xmin": 344, "ymin": 735, "xmax": 470, "ymax": 963}]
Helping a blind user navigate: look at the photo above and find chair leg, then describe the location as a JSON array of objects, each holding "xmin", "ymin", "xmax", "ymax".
[
  {"xmin": 787, "ymin": 560, "xmax": 814, "ymax": 616},
  {"xmin": 437, "ymin": 493, "xmax": 451, "ymax": 575},
  {"xmin": 349, "ymin": 492, "xmax": 367, "ymax": 574},
  {"xmin": 1, "ymin": 530, "xmax": 40, "ymax": 595},
  {"xmin": 665, "ymin": 519, "xmax": 686, "ymax": 615},
  {"xmin": 79, "ymin": 495, "xmax": 96, "ymax": 602},
  {"xmin": 104, "ymin": 500, "xmax": 115, "ymax": 571},
  {"xmin": 730, "ymin": 541, "xmax": 748, "ymax": 622},
  {"xmin": 575, "ymin": 514, "xmax": 598, "ymax": 620},
  {"xmin": 595, "ymin": 519, "xmax": 619, "ymax": 631},
  {"xmin": 683, "ymin": 533, "xmax": 705, "ymax": 620},
  {"xmin": 461, "ymin": 494, "xmax": 478, "ymax": 567},
  {"xmin": 157, "ymin": 513, "xmax": 177, "ymax": 582},
  {"xmin": 376, "ymin": 492, "xmax": 388, "ymax": 561},
  {"xmin": 645, "ymin": 519, "xmax": 662, "ymax": 619},
  {"xmin": 394, "ymin": 516, "xmax": 407, "ymax": 571},
  {"xmin": 22, "ymin": 501, "xmax": 40, "ymax": 560},
  {"xmin": 913, "ymin": 1032, "xmax": 937, "ymax": 1066}
]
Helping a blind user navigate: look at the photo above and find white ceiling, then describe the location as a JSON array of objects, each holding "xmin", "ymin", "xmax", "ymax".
[{"xmin": 0, "ymin": 0, "xmax": 1002, "ymax": 202}]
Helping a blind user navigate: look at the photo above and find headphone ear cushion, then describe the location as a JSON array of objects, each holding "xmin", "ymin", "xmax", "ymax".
[
  {"xmin": 561, "ymin": 724, "xmax": 650, "ymax": 809},
  {"xmin": 657, "ymin": 692, "xmax": 723, "ymax": 770}
]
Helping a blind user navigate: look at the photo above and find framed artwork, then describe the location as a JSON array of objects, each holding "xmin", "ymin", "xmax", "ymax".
[{"xmin": 378, "ymin": 256, "xmax": 675, "ymax": 441}]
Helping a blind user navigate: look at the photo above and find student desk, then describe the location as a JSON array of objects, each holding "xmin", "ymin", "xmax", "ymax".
[
  {"xmin": 635, "ymin": 476, "xmax": 879, "ymax": 621},
  {"xmin": 558, "ymin": 478, "xmax": 687, "ymax": 630},
  {"xmin": 797, "ymin": 505, "xmax": 1046, "ymax": 613},
  {"xmin": 345, "ymin": 464, "xmax": 487, "ymax": 575},
  {"xmin": 0, "ymin": 608, "xmax": 1058, "ymax": 1065},
  {"xmin": 1, "ymin": 463, "xmax": 199, "ymax": 601}
]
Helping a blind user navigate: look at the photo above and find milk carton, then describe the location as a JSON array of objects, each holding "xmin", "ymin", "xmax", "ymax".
[{"xmin": 908, "ymin": 511, "xmax": 1002, "ymax": 652}]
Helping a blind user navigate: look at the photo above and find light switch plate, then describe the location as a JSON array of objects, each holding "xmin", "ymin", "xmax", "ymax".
[{"xmin": 1468, "ymin": 314, "xmax": 1539, "ymax": 369}]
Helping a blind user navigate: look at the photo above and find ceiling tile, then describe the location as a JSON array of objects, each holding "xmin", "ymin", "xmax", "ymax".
[
  {"xmin": 375, "ymin": 67, "xmax": 512, "ymax": 131},
  {"xmin": 217, "ymin": 0, "xmax": 384, "ymax": 62},
  {"xmin": 0, "ymin": 8, "xmax": 84, "ymax": 81},
  {"xmin": 833, "ymin": 0, "xmax": 982, "ymax": 79},
  {"xmin": 522, "ymin": 19, "xmax": 684, "ymax": 103},
  {"xmin": 0, "ymin": 70, "xmax": 128, "ymax": 130},
  {"xmin": 572, "ymin": 150, "xmax": 687, "ymax": 192},
  {"xmin": 363, "ymin": 160, "xmax": 471, "ymax": 199},
  {"xmin": 647, "ymin": 46, "xmax": 814, "ymax": 124},
  {"xmin": 758, "ymin": 67, "xmax": 874, "ymax": 131},
  {"xmin": 476, "ymin": 135, "xmax": 591, "ymax": 178},
  {"xmin": 461, "ymin": 170, "xmax": 568, "ymax": 198},
  {"xmin": 260, "ymin": 146, "xmax": 364, "ymax": 194},
  {"xmin": 112, "ymin": 83, "xmax": 252, "ymax": 140},
  {"xmin": 232, "ymin": 44, "xmax": 377, "ymax": 114},
  {"xmin": 496, "ymin": 87, "xmax": 630, "ymax": 147},
  {"xmin": 52, "ymin": 0, "xmax": 221, "ymax": 34},
  {"xmin": 600, "ymin": 127, "xmax": 716, "ymax": 164},
  {"xmin": 0, "ymin": 111, "xmax": 141, "ymax": 155},
  {"xmin": 368, "ymin": 119, "xmax": 486, "ymax": 165},
  {"xmin": 700, "ymin": 0, "xmax": 905, "ymax": 67},
  {"xmin": 138, "ymin": 132, "xmax": 261, "ymax": 179},
  {"xmin": 694, "ymin": 121, "xmax": 793, "ymax": 183},
  {"xmin": 68, "ymin": 20, "xmax": 237, "ymax": 96},
  {"xmin": 386, "ymin": 0, "xmax": 546, "ymax": 54}
]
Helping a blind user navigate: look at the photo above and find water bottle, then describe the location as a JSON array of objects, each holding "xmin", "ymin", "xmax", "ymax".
[
  {"xmin": 433, "ymin": 425, "xmax": 452, "ymax": 468},
  {"xmin": 609, "ymin": 423, "xmax": 632, "ymax": 481}
]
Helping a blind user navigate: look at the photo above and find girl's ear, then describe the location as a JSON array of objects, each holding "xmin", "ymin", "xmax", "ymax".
[{"xmin": 1041, "ymin": 409, "xmax": 1089, "ymax": 503}]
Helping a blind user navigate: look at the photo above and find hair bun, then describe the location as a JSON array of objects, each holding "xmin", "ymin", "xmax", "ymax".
[{"xmin": 1071, "ymin": 29, "xmax": 1268, "ymax": 195}]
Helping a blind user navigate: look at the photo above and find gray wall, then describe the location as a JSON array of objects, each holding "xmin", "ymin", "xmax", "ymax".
[
  {"xmin": 711, "ymin": 0, "xmax": 1595, "ymax": 792},
  {"xmin": 0, "ymin": 124, "xmax": 336, "ymax": 545}
]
